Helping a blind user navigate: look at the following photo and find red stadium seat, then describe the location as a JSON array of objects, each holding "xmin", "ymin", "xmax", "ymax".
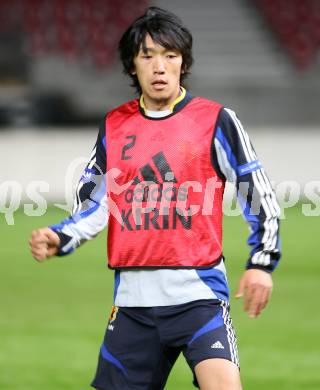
[
  {"xmin": 0, "ymin": 0, "xmax": 149, "ymax": 67},
  {"xmin": 253, "ymin": 0, "xmax": 320, "ymax": 69}
]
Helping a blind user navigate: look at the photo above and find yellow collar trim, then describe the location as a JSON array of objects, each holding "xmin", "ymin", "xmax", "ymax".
[{"xmin": 140, "ymin": 87, "xmax": 186, "ymax": 113}]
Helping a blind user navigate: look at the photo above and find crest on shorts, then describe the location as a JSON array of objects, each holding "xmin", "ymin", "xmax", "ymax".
[{"xmin": 109, "ymin": 306, "xmax": 119, "ymax": 324}]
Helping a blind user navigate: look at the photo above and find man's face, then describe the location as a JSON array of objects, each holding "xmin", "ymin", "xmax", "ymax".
[{"xmin": 132, "ymin": 34, "xmax": 183, "ymax": 110}]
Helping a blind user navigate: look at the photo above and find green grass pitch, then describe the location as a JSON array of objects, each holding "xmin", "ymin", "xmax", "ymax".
[{"xmin": 1, "ymin": 205, "xmax": 320, "ymax": 389}]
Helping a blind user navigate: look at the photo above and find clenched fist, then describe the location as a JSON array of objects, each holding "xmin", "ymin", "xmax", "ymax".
[{"xmin": 29, "ymin": 228, "xmax": 60, "ymax": 261}]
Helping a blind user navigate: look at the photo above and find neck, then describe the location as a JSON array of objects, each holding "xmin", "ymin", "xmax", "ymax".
[{"xmin": 144, "ymin": 100, "xmax": 173, "ymax": 111}]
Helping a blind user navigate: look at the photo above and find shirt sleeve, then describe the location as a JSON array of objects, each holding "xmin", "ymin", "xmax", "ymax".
[
  {"xmin": 212, "ymin": 107, "xmax": 281, "ymax": 272},
  {"xmin": 50, "ymin": 118, "xmax": 108, "ymax": 256}
]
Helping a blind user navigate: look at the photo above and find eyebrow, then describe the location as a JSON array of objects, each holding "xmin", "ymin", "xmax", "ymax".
[{"xmin": 141, "ymin": 46, "xmax": 177, "ymax": 54}]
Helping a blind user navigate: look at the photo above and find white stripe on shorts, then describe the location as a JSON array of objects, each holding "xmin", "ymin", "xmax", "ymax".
[{"xmin": 220, "ymin": 301, "xmax": 239, "ymax": 367}]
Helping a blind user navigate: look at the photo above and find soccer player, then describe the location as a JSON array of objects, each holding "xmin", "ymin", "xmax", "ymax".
[{"xmin": 29, "ymin": 7, "xmax": 281, "ymax": 390}]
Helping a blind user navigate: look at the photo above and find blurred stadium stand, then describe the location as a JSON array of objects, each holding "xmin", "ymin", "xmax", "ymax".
[
  {"xmin": 0, "ymin": 0, "xmax": 319, "ymax": 127},
  {"xmin": 254, "ymin": 0, "xmax": 320, "ymax": 69}
]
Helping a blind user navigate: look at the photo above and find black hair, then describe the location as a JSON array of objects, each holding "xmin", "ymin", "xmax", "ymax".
[{"xmin": 118, "ymin": 6, "xmax": 193, "ymax": 93}]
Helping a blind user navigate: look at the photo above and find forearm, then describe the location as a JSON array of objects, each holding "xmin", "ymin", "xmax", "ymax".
[
  {"xmin": 50, "ymin": 195, "xmax": 108, "ymax": 255},
  {"xmin": 237, "ymin": 171, "xmax": 281, "ymax": 272}
]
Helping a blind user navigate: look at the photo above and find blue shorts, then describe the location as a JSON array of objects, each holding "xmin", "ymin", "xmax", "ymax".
[{"xmin": 91, "ymin": 299, "xmax": 239, "ymax": 390}]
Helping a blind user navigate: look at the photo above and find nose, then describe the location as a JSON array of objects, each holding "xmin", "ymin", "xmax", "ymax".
[{"xmin": 153, "ymin": 56, "xmax": 165, "ymax": 74}]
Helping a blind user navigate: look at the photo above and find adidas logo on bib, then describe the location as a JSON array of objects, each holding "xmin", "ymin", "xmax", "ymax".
[{"xmin": 211, "ymin": 341, "xmax": 224, "ymax": 349}]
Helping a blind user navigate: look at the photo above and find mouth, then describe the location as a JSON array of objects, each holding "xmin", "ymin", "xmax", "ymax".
[{"xmin": 151, "ymin": 80, "xmax": 168, "ymax": 90}]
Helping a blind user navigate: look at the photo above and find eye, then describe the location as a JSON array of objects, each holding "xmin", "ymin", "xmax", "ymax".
[
  {"xmin": 142, "ymin": 55, "xmax": 152, "ymax": 59},
  {"xmin": 167, "ymin": 54, "xmax": 177, "ymax": 59}
]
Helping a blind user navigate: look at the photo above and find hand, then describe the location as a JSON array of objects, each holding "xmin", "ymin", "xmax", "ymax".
[
  {"xmin": 29, "ymin": 228, "xmax": 60, "ymax": 262},
  {"xmin": 235, "ymin": 269, "xmax": 273, "ymax": 318}
]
